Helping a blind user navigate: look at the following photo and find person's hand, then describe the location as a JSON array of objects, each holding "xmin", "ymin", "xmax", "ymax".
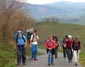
[
  {"xmin": 64, "ymin": 44, "xmax": 66, "ymax": 48},
  {"xmin": 14, "ymin": 46, "xmax": 17, "ymax": 50},
  {"xmin": 49, "ymin": 48, "xmax": 52, "ymax": 50},
  {"xmin": 30, "ymin": 44, "xmax": 32, "ymax": 48},
  {"xmin": 59, "ymin": 46, "xmax": 61, "ymax": 49},
  {"xmin": 24, "ymin": 44, "xmax": 27, "ymax": 48}
]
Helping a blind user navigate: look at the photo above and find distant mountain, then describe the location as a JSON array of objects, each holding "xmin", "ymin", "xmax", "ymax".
[
  {"xmin": 24, "ymin": 3, "xmax": 66, "ymax": 18},
  {"xmin": 23, "ymin": 1, "xmax": 85, "ymax": 25}
]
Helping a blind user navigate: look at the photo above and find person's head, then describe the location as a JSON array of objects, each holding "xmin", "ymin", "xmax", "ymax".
[
  {"xmin": 18, "ymin": 30, "xmax": 22, "ymax": 37},
  {"xmin": 48, "ymin": 35, "xmax": 53, "ymax": 41},
  {"xmin": 74, "ymin": 37, "xmax": 79, "ymax": 42},
  {"xmin": 65, "ymin": 35, "xmax": 68, "ymax": 39},
  {"xmin": 68, "ymin": 35, "xmax": 72, "ymax": 40},
  {"xmin": 34, "ymin": 29, "xmax": 38, "ymax": 35}
]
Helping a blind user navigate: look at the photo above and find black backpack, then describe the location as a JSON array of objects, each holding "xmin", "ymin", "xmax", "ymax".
[
  {"xmin": 72, "ymin": 41, "xmax": 80, "ymax": 50},
  {"xmin": 53, "ymin": 35, "xmax": 59, "ymax": 47},
  {"xmin": 27, "ymin": 32, "xmax": 33, "ymax": 43}
]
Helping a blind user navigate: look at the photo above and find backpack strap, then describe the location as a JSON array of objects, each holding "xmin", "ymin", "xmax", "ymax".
[
  {"xmin": 16, "ymin": 34, "xmax": 18, "ymax": 43},
  {"xmin": 22, "ymin": 35, "xmax": 26, "ymax": 42},
  {"xmin": 31, "ymin": 34, "xmax": 34, "ymax": 42},
  {"xmin": 16, "ymin": 34, "xmax": 26, "ymax": 43}
]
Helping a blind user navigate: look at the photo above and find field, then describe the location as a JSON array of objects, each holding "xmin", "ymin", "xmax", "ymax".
[
  {"xmin": 33, "ymin": 22, "xmax": 85, "ymax": 67},
  {"xmin": 0, "ymin": 22, "xmax": 85, "ymax": 67}
]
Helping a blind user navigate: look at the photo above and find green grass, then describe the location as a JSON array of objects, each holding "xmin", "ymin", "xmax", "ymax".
[
  {"xmin": 32, "ymin": 22, "xmax": 85, "ymax": 67},
  {"xmin": 38, "ymin": 45, "xmax": 45, "ymax": 49},
  {"xmin": 0, "ymin": 42, "xmax": 16, "ymax": 67},
  {"xmin": 80, "ymin": 52, "xmax": 85, "ymax": 67},
  {"xmin": 0, "ymin": 22, "xmax": 85, "ymax": 67},
  {"xmin": 33, "ymin": 22, "xmax": 85, "ymax": 51}
]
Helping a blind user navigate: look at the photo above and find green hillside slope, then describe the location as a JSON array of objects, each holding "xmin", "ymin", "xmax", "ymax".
[
  {"xmin": 0, "ymin": 22, "xmax": 85, "ymax": 67},
  {"xmin": 33, "ymin": 23, "xmax": 85, "ymax": 49},
  {"xmin": 33, "ymin": 22, "xmax": 85, "ymax": 67}
]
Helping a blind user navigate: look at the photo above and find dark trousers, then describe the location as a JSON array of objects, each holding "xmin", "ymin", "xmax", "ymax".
[
  {"xmin": 66, "ymin": 48, "xmax": 73, "ymax": 62},
  {"xmin": 17, "ymin": 46, "xmax": 26, "ymax": 64},
  {"xmin": 55, "ymin": 46, "xmax": 58, "ymax": 58},
  {"xmin": 63, "ymin": 46, "xmax": 66, "ymax": 58}
]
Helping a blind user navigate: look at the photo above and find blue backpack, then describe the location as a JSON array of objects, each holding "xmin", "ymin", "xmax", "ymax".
[{"xmin": 14, "ymin": 31, "xmax": 25, "ymax": 43}]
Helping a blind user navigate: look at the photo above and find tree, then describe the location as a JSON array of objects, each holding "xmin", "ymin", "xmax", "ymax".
[
  {"xmin": 40, "ymin": 17, "xmax": 60, "ymax": 23},
  {"xmin": 0, "ymin": 0, "xmax": 34, "ymax": 42}
]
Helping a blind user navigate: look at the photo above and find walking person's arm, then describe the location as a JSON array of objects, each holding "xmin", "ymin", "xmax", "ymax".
[
  {"xmin": 34, "ymin": 33, "xmax": 39, "ymax": 41},
  {"xmin": 24, "ymin": 35, "xmax": 27, "ymax": 48},
  {"xmin": 30, "ymin": 34, "xmax": 33, "ymax": 48},
  {"xmin": 14, "ymin": 41, "xmax": 18, "ymax": 49},
  {"xmin": 57, "ymin": 41, "xmax": 61, "ymax": 49}
]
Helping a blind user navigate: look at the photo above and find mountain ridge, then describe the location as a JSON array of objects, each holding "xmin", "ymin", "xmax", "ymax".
[{"xmin": 23, "ymin": 1, "xmax": 85, "ymax": 24}]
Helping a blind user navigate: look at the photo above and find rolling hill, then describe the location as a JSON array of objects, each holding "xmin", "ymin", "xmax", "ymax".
[{"xmin": 23, "ymin": 1, "xmax": 85, "ymax": 25}]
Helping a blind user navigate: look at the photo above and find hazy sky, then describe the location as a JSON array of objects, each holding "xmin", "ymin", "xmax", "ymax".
[{"xmin": 26, "ymin": 0, "xmax": 85, "ymax": 4}]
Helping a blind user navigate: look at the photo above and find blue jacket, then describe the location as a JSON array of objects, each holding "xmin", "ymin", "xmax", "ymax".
[{"xmin": 17, "ymin": 35, "xmax": 27, "ymax": 46}]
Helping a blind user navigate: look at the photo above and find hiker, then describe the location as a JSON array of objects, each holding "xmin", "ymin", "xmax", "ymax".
[
  {"xmin": 30, "ymin": 29, "xmax": 39, "ymax": 60},
  {"xmin": 72, "ymin": 37, "xmax": 82, "ymax": 66},
  {"xmin": 65, "ymin": 35, "xmax": 73, "ymax": 63},
  {"xmin": 14, "ymin": 30, "xmax": 27, "ymax": 66},
  {"xmin": 62, "ymin": 35, "xmax": 68, "ymax": 58},
  {"xmin": 53, "ymin": 35, "xmax": 61, "ymax": 59},
  {"xmin": 46, "ymin": 35, "xmax": 56, "ymax": 66}
]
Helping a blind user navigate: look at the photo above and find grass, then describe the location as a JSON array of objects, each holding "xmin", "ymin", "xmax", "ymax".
[
  {"xmin": 32, "ymin": 22, "xmax": 85, "ymax": 67},
  {"xmin": 0, "ymin": 42, "xmax": 16, "ymax": 67},
  {"xmin": 0, "ymin": 22, "xmax": 85, "ymax": 67},
  {"xmin": 80, "ymin": 52, "xmax": 85, "ymax": 67}
]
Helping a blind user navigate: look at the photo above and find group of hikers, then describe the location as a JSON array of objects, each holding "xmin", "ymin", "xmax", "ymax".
[{"xmin": 14, "ymin": 29, "xmax": 82, "ymax": 66}]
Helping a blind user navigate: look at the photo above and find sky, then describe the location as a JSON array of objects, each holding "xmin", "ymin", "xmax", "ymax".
[{"xmin": 26, "ymin": 0, "xmax": 85, "ymax": 4}]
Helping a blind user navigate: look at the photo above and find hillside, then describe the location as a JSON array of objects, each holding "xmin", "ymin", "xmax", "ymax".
[
  {"xmin": 32, "ymin": 22, "xmax": 85, "ymax": 67},
  {"xmin": 22, "ymin": 2, "xmax": 85, "ymax": 25},
  {"xmin": 32, "ymin": 22, "xmax": 85, "ymax": 51},
  {"xmin": 0, "ymin": 22, "xmax": 85, "ymax": 67}
]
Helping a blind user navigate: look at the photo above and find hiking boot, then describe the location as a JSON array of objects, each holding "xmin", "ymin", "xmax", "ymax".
[
  {"xmin": 68, "ymin": 60, "xmax": 71, "ymax": 63},
  {"xmin": 68, "ymin": 60, "xmax": 72, "ymax": 63},
  {"xmin": 55, "ymin": 56, "xmax": 57, "ymax": 59},
  {"xmin": 51, "ymin": 63, "xmax": 54, "ymax": 65},
  {"xmin": 48, "ymin": 64, "xmax": 50, "ymax": 66},
  {"xmin": 75, "ymin": 62, "xmax": 78, "ymax": 66},
  {"xmin": 34, "ymin": 59, "xmax": 38, "ymax": 61},
  {"xmin": 23, "ymin": 63, "xmax": 26, "ymax": 65},
  {"xmin": 16, "ymin": 63, "xmax": 20, "ymax": 66}
]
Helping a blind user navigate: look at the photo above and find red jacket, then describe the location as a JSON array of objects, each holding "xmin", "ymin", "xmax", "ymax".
[
  {"xmin": 46, "ymin": 40, "xmax": 56, "ymax": 49},
  {"xmin": 66, "ymin": 40, "xmax": 72, "ymax": 48}
]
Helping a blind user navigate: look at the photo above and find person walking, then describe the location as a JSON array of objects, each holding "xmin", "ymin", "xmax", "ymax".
[
  {"xmin": 62, "ymin": 35, "xmax": 68, "ymax": 58},
  {"xmin": 72, "ymin": 37, "xmax": 82, "ymax": 66},
  {"xmin": 45, "ymin": 35, "xmax": 56, "ymax": 66},
  {"xmin": 53, "ymin": 35, "xmax": 61, "ymax": 59},
  {"xmin": 30, "ymin": 29, "xmax": 39, "ymax": 60},
  {"xmin": 14, "ymin": 30, "xmax": 27, "ymax": 66},
  {"xmin": 65, "ymin": 35, "xmax": 73, "ymax": 63}
]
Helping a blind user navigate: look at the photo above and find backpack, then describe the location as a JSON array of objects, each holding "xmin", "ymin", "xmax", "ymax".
[
  {"xmin": 27, "ymin": 32, "xmax": 33, "ymax": 43},
  {"xmin": 14, "ymin": 31, "xmax": 26, "ymax": 43},
  {"xmin": 53, "ymin": 35, "xmax": 58, "ymax": 42},
  {"xmin": 72, "ymin": 41, "xmax": 80, "ymax": 50},
  {"xmin": 53, "ymin": 35, "xmax": 59, "ymax": 47}
]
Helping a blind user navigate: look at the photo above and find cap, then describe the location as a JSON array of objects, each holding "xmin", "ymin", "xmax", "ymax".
[
  {"xmin": 18, "ymin": 30, "xmax": 22, "ymax": 33},
  {"xmin": 68, "ymin": 35, "xmax": 72, "ymax": 38}
]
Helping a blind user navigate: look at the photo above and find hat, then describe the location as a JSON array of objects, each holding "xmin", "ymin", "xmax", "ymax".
[
  {"xmin": 18, "ymin": 30, "xmax": 22, "ymax": 33},
  {"xmin": 68, "ymin": 35, "xmax": 72, "ymax": 38}
]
